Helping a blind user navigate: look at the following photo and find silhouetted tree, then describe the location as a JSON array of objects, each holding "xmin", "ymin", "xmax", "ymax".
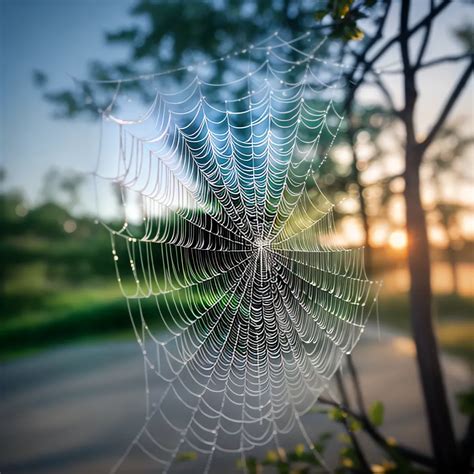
[{"xmin": 36, "ymin": 0, "xmax": 473, "ymax": 471}]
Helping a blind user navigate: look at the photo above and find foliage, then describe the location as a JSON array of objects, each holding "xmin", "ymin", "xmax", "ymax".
[
  {"xmin": 314, "ymin": 0, "xmax": 378, "ymax": 41},
  {"xmin": 3, "ymin": 178, "xmax": 471, "ymax": 363},
  {"xmin": 368, "ymin": 401, "xmax": 384, "ymax": 427},
  {"xmin": 27, "ymin": 0, "xmax": 474, "ymax": 470},
  {"xmin": 454, "ymin": 23, "xmax": 474, "ymax": 52},
  {"xmin": 237, "ymin": 432, "xmax": 331, "ymax": 473},
  {"xmin": 36, "ymin": 0, "xmax": 329, "ymax": 118},
  {"xmin": 457, "ymin": 388, "xmax": 474, "ymax": 417},
  {"xmin": 244, "ymin": 399, "xmax": 426, "ymax": 473},
  {"xmin": 35, "ymin": 0, "xmax": 379, "ymax": 117},
  {"xmin": 176, "ymin": 451, "xmax": 198, "ymax": 462}
]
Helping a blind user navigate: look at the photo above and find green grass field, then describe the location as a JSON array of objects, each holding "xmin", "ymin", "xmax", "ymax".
[
  {"xmin": 2, "ymin": 275, "xmax": 473, "ymax": 362},
  {"xmin": 2, "ymin": 196, "xmax": 473, "ymax": 363}
]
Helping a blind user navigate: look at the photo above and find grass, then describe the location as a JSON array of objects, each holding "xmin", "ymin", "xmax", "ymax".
[
  {"xmin": 2, "ymin": 279, "xmax": 473, "ymax": 363},
  {"xmin": 3, "ymin": 198, "xmax": 473, "ymax": 363},
  {"xmin": 3, "ymin": 280, "xmax": 473, "ymax": 365},
  {"xmin": 436, "ymin": 319, "xmax": 474, "ymax": 362},
  {"xmin": 378, "ymin": 292, "xmax": 474, "ymax": 363},
  {"xmin": 1, "ymin": 297, "xmax": 134, "ymax": 360},
  {"xmin": 0, "ymin": 281, "xmax": 197, "ymax": 360},
  {"xmin": 2, "ymin": 230, "xmax": 473, "ymax": 362}
]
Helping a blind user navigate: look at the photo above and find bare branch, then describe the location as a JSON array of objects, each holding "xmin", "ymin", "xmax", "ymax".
[
  {"xmin": 400, "ymin": 0, "xmax": 412, "ymax": 72},
  {"xmin": 348, "ymin": 0, "xmax": 451, "ymax": 104},
  {"xmin": 369, "ymin": 72, "xmax": 400, "ymax": 113},
  {"xmin": 460, "ymin": 416, "xmax": 474, "ymax": 471},
  {"xmin": 335, "ymin": 372, "xmax": 371, "ymax": 472},
  {"xmin": 414, "ymin": 0, "xmax": 434, "ymax": 69},
  {"xmin": 376, "ymin": 52, "xmax": 473, "ymax": 75},
  {"xmin": 344, "ymin": 0, "xmax": 392, "ymax": 107},
  {"xmin": 346, "ymin": 0, "xmax": 392, "ymax": 85},
  {"xmin": 420, "ymin": 52, "xmax": 473, "ymax": 69},
  {"xmin": 318, "ymin": 395, "xmax": 436, "ymax": 468},
  {"xmin": 420, "ymin": 58, "xmax": 473, "ymax": 152},
  {"xmin": 347, "ymin": 355, "xmax": 367, "ymax": 417},
  {"xmin": 364, "ymin": 173, "xmax": 404, "ymax": 188}
]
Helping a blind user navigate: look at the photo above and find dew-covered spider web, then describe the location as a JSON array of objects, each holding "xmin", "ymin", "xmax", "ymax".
[{"xmin": 87, "ymin": 30, "xmax": 381, "ymax": 473}]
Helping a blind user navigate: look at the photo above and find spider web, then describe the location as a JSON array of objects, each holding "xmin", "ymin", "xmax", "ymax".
[{"xmin": 88, "ymin": 30, "xmax": 380, "ymax": 473}]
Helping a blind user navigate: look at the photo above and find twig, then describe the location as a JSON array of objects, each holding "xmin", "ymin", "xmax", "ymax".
[
  {"xmin": 414, "ymin": 0, "xmax": 434, "ymax": 70},
  {"xmin": 348, "ymin": 0, "xmax": 451, "ymax": 104},
  {"xmin": 420, "ymin": 58, "xmax": 473, "ymax": 152},
  {"xmin": 369, "ymin": 72, "xmax": 399, "ymax": 114},
  {"xmin": 318, "ymin": 395, "xmax": 435, "ymax": 469},
  {"xmin": 460, "ymin": 416, "xmax": 474, "ymax": 471},
  {"xmin": 335, "ymin": 372, "xmax": 372, "ymax": 473},
  {"xmin": 372, "ymin": 52, "xmax": 473, "ymax": 75},
  {"xmin": 344, "ymin": 0, "xmax": 392, "ymax": 107},
  {"xmin": 347, "ymin": 355, "xmax": 367, "ymax": 418}
]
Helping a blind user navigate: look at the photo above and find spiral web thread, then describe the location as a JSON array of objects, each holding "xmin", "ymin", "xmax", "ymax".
[{"xmin": 90, "ymin": 30, "xmax": 381, "ymax": 473}]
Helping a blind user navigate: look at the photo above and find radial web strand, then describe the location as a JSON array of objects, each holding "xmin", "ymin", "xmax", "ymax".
[{"xmin": 87, "ymin": 30, "xmax": 381, "ymax": 473}]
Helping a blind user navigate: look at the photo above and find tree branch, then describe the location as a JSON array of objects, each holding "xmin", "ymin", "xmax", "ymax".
[
  {"xmin": 335, "ymin": 372, "xmax": 371, "ymax": 473},
  {"xmin": 364, "ymin": 172, "xmax": 404, "ymax": 188},
  {"xmin": 420, "ymin": 52, "xmax": 473, "ymax": 69},
  {"xmin": 348, "ymin": 0, "xmax": 451, "ymax": 104},
  {"xmin": 460, "ymin": 416, "xmax": 474, "ymax": 471},
  {"xmin": 344, "ymin": 0, "xmax": 392, "ymax": 106},
  {"xmin": 368, "ymin": 72, "xmax": 400, "ymax": 114},
  {"xmin": 375, "ymin": 52, "xmax": 473, "ymax": 75},
  {"xmin": 347, "ymin": 355, "xmax": 367, "ymax": 417},
  {"xmin": 400, "ymin": 0, "xmax": 412, "ymax": 72},
  {"xmin": 318, "ymin": 396, "xmax": 436, "ymax": 469},
  {"xmin": 414, "ymin": 0, "xmax": 434, "ymax": 70},
  {"xmin": 420, "ymin": 58, "xmax": 473, "ymax": 152},
  {"xmin": 348, "ymin": 0, "xmax": 392, "ymax": 82}
]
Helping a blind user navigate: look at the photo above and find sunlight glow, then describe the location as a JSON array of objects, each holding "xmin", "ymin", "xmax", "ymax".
[{"xmin": 388, "ymin": 230, "xmax": 407, "ymax": 250}]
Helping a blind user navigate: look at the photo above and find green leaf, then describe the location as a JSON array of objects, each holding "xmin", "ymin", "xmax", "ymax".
[
  {"xmin": 369, "ymin": 401, "xmax": 384, "ymax": 427},
  {"xmin": 294, "ymin": 443, "xmax": 305, "ymax": 457},
  {"xmin": 339, "ymin": 4, "xmax": 351, "ymax": 19},
  {"xmin": 264, "ymin": 449, "xmax": 279, "ymax": 464},
  {"xmin": 314, "ymin": 9, "xmax": 328, "ymax": 21},
  {"xmin": 353, "ymin": 10, "xmax": 368, "ymax": 20},
  {"xmin": 338, "ymin": 433, "xmax": 351, "ymax": 444},
  {"xmin": 176, "ymin": 451, "xmax": 197, "ymax": 462},
  {"xmin": 318, "ymin": 431, "xmax": 333, "ymax": 443},
  {"xmin": 351, "ymin": 26, "xmax": 365, "ymax": 40},
  {"xmin": 328, "ymin": 407, "xmax": 346, "ymax": 422},
  {"xmin": 276, "ymin": 461, "xmax": 290, "ymax": 474},
  {"xmin": 457, "ymin": 388, "xmax": 474, "ymax": 416},
  {"xmin": 349, "ymin": 417, "xmax": 362, "ymax": 432}
]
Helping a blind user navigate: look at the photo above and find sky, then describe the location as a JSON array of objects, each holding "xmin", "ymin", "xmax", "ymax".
[
  {"xmin": 0, "ymin": 0, "xmax": 473, "ymax": 216},
  {"xmin": 1, "ymin": 0, "xmax": 136, "ymax": 207}
]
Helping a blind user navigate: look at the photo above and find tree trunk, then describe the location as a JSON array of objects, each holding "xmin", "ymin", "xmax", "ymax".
[
  {"xmin": 448, "ymin": 242, "xmax": 459, "ymax": 296},
  {"xmin": 358, "ymin": 182, "xmax": 372, "ymax": 273},
  {"xmin": 399, "ymin": 1, "xmax": 460, "ymax": 466},
  {"xmin": 404, "ymin": 154, "xmax": 460, "ymax": 472},
  {"xmin": 347, "ymin": 109, "xmax": 372, "ymax": 274},
  {"xmin": 435, "ymin": 179, "xmax": 459, "ymax": 296}
]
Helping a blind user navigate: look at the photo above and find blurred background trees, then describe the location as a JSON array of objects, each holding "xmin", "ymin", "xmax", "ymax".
[{"xmin": 1, "ymin": 0, "xmax": 473, "ymax": 472}]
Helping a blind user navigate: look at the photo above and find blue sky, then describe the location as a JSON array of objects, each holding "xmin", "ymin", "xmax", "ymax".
[
  {"xmin": 1, "ymin": 0, "xmax": 135, "ymax": 207},
  {"xmin": 1, "ymin": 0, "xmax": 472, "ymax": 212}
]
